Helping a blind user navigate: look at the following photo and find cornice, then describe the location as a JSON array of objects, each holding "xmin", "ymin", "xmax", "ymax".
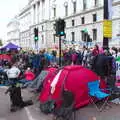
[{"xmin": 18, "ymin": 5, "xmax": 31, "ymax": 17}]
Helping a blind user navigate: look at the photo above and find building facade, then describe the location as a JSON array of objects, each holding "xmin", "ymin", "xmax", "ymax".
[
  {"xmin": 7, "ymin": 0, "xmax": 120, "ymax": 49},
  {"xmin": 7, "ymin": 17, "xmax": 20, "ymax": 45},
  {"xmin": 18, "ymin": 4, "xmax": 32, "ymax": 50}
]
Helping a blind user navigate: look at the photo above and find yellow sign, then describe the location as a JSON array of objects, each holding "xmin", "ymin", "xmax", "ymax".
[{"xmin": 103, "ymin": 20, "xmax": 112, "ymax": 38}]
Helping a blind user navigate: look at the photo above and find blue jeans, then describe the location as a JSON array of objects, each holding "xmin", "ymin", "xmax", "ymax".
[
  {"xmin": 19, "ymin": 79, "xmax": 28, "ymax": 84},
  {"xmin": 19, "ymin": 79, "xmax": 32, "ymax": 88}
]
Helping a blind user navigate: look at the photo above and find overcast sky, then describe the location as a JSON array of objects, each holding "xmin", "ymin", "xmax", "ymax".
[{"xmin": 0, "ymin": 0, "xmax": 28, "ymax": 43}]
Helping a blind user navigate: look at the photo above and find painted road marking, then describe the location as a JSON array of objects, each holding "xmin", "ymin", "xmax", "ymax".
[
  {"xmin": 0, "ymin": 118, "xmax": 6, "ymax": 120},
  {"xmin": 0, "ymin": 86, "xmax": 8, "ymax": 89},
  {"xmin": 25, "ymin": 107, "xmax": 36, "ymax": 120}
]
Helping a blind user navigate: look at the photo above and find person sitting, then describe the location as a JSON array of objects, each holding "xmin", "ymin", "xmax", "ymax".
[{"xmin": 20, "ymin": 67, "xmax": 35, "ymax": 88}]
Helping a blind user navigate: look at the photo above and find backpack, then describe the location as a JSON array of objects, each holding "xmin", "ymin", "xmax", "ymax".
[
  {"xmin": 54, "ymin": 90, "xmax": 74, "ymax": 120},
  {"xmin": 40, "ymin": 100, "xmax": 55, "ymax": 114}
]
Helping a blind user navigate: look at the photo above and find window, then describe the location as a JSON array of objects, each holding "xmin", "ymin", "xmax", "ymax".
[
  {"xmin": 37, "ymin": 1, "xmax": 40, "ymax": 8},
  {"xmin": 33, "ymin": 4, "xmax": 36, "ymax": 24},
  {"xmin": 94, "ymin": 0, "xmax": 98, "ymax": 6},
  {"xmin": 37, "ymin": 2, "xmax": 40, "ymax": 23},
  {"xmin": 93, "ymin": 29, "xmax": 97, "ymax": 41},
  {"xmin": 71, "ymin": 32, "xmax": 75, "ymax": 42},
  {"xmin": 93, "ymin": 14, "xmax": 97, "ymax": 22},
  {"xmin": 64, "ymin": 33, "xmax": 66, "ymax": 38},
  {"xmin": 81, "ymin": 17, "xmax": 85, "ymax": 24},
  {"xmin": 42, "ymin": 35, "xmax": 44, "ymax": 44},
  {"xmin": 72, "ymin": 20, "xmax": 75, "ymax": 26},
  {"xmin": 81, "ymin": 31, "xmax": 84, "ymax": 41},
  {"xmin": 53, "ymin": 34, "xmax": 56, "ymax": 43},
  {"xmin": 73, "ymin": 2, "xmax": 76, "ymax": 14},
  {"xmin": 53, "ymin": 23, "xmax": 56, "ymax": 29},
  {"xmin": 53, "ymin": 8, "xmax": 56, "ymax": 17},
  {"xmin": 33, "ymin": 4, "xmax": 36, "ymax": 9},
  {"xmin": 65, "ymin": 5, "xmax": 68, "ymax": 16},
  {"xmin": 42, "ymin": 25, "xmax": 44, "ymax": 31},
  {"xmin": 83, "ymin": 0, "xmax": 86, "ymax": 10}
]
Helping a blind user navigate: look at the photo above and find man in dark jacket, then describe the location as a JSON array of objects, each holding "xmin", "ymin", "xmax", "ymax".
[{"xmin": 93, "ymin": 50, "xmax": 110, "ymax": 78}]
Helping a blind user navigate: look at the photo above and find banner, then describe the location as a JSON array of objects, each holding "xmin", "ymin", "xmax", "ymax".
[
  {"xmin": 103, "ymin": 20, "xmax": 112, "ymax": 38},
  {"xmin": 116, "ymin": 57, "xmax": 120, "ymax": 81}
]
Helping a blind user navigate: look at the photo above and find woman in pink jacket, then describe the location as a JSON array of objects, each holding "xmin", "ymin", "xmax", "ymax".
[
  {"xmin": 20, "ymin": 68, "xmax": 35, "ymax": 88},
  {"xmin": 24, "ymin": 68, "xmax": 35, "ymax": 81}
]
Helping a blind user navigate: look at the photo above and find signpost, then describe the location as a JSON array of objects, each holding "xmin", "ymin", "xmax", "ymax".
[
  {"xmin": 103, "ymin": 0, "xmax": 112, "ymax": 49},
  {"xmin": 103, "ymin": 20, "xmax": 112, "ymax": 38}
]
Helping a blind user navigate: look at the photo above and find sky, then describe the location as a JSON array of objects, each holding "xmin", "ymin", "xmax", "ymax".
[{"xmin": 0, "ymin": 0, "xmax": 28, "ymax": 43}]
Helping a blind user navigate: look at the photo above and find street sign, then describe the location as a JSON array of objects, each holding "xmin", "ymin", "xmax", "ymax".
[{"xmin": 103, "ymin": 20, "xmax": 112, "ymax": 38}]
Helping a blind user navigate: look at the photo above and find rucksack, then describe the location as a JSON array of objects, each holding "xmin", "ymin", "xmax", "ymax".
[
  {"xmin": 54, "ymin": 90, "xmax": 74, "ymax": 120},
  {"xmin": 40, "ymin": 100, "xmax": 55, "ymax": 114}
]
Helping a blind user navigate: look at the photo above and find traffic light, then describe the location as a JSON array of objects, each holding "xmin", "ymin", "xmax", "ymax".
[
  {"xmin": 34, "ymin": 28, "xmax": 39, "ymax": 41},
  {"xmin": 55, "ymin": 18, "xmax": 65, "ymax": 36}
]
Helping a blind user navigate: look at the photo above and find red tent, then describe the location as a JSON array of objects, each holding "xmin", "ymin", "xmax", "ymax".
[{"xmin": 39, "ymin": 65, "xmax": 106, "ymax": 109}]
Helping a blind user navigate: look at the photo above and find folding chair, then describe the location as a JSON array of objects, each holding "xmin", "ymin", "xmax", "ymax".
[{"xmin": 88, "ymin": 80, "xmax": 110, "ymax": 112}]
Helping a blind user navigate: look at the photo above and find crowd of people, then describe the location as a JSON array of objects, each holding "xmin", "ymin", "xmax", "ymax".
[
  {"xmin": 0, "ymin": 44, "xmax": 120, "ymax": 112},
  {"xmin": 0, "ymin": 45, "xmax": 120, "ymax": 81}
]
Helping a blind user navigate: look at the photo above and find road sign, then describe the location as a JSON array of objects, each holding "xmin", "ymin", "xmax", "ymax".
[{"xmin": 103, "ymin": 20, "xmax": 112, "ymax": 38}]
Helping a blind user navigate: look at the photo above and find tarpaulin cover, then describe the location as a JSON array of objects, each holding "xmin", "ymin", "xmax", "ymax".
[
  {"xmin": 39, "ymin": 65, "xmax": 106, "ymax": 109},
  {"xmin": 0, "ymin": 54, "xmax": 12, "ymax": 61},
  {"xmin": 0, "ymin": 42, "xmax": 21, "ymax": 50}
]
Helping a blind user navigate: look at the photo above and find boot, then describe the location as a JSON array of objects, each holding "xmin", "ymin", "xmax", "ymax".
[
  {"xmin": 9, "ymin": 86, "xmax": 25, "ymax": 110},
  {"xmin": 10, "ymin": 104, "xmax": 18, "ymax": 112},
  {"xmin": 9, "ymin": 86, "xmax": 33, "ymax": 111}
]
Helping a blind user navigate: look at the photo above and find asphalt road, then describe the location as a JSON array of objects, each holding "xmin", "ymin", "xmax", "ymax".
[
  {"xmin": 1, "ymin": 87, "xmax": 120, "ymax": 120},
  {"xmin": 0, "ymin": 87, "xmax": 52, "ymax": 120}
]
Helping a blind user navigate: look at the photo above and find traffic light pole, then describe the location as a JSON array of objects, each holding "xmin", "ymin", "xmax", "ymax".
[
  {"xmin": 35, "ymin": 41, "xmax": 38, "ymax": 52},
  {"xmin": 103, "ymin": 0, "xmax": 109, "ymax": 49},
  {"xmin": 103, "ymin": 0, "xmax": 112, "ymax": 49},
  {"xmin": 59, "ymin": 35, "xmax": 62, "ymax": 67},
  {"xmin": 55, "ymin": 18, "xmax": 65, "ymax": 67}
]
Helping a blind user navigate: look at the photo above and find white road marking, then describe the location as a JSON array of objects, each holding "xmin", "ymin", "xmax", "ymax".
[
  {"xmin": 25, "ymin": 107, "xmax": 36, "ymax": 120},
  {"xmin": 0, "ymin": 118, "xmax": 6, "ymax": 120},
  {"xmin": 0, "ymin": 86, "xmax": 8, "ymax": 89}
]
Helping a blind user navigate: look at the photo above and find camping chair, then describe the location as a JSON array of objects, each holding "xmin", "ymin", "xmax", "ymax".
[
  {"xmin": 106, "ymin": 75, "xmax": 120, "ymax": 99},
  {"xmin": 88, "ymin": 80, "xmax": 110, "ymax": 112},
  {"xmin": 54, "ymin": 90, "xmax": 76, "ymax": 120}
]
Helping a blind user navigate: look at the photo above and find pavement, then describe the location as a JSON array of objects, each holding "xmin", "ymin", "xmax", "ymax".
[{"xmin": 0, "ymin": 87, "xmax": 120, "ymax": 120}]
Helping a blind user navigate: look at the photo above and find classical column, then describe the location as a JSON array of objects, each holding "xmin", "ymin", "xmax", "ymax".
[
  {"xmin": 37, "ymin": 1, "xmax": 40, "ymax": 24},
  {"xmin": 33, "ymin": 4, "xmax": 36, "ymax": 24},
  {"xmin": 31, "ymin": 5, "xmax": 34, "ymax": 25},
  {"xmin": 35, "ymin": 3, "xmax": 37, "ymax": 24}
]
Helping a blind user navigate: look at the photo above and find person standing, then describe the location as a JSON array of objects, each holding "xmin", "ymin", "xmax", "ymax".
[{"xmin": 6, "ymin": 64, "xmax": 33, "ymax": 112}]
